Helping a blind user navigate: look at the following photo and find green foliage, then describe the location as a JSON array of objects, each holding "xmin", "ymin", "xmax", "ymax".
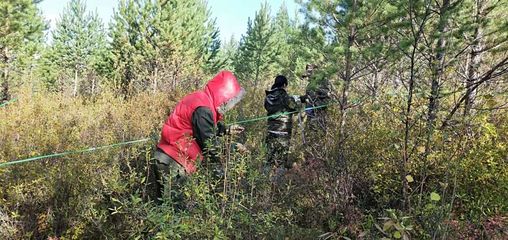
[
  {"xmin": 1, "ymin": 0, "xmax": 508, "ymax": 239},
  {"xmin": 234, "ymin": 2, "xmax": 278, "ymax": 88},
  {"xmin": 0, "ymin": 87, "xmax": 175, "ymax": 238},
  {"xmin": 108, "ymin": 0, "xmax": 222, "ymax": 96},
  {"xmin": 0, "ymin": 0, "xmax": 45, "ymax": 101},
  {"xmin": 271, "ymin": 3, "xmax": 309, "ymax": 86},
  {"xmin": 108, "ymin": 0, "xmax": 158, "ymax": 96},
  {"xmin": 455, "ymin": 114, "xmax": 508, "ymax": 219},
  {"xmin": 216, "ymin": 36, "xmax": 239, "ymax": 72},
  {"xmin": 40, "ymin": 0, "xmax": 107, "ymax": 96},
  {"xmin": 376, "ymin": 209, "xmax": 414, "ymax": 240}
]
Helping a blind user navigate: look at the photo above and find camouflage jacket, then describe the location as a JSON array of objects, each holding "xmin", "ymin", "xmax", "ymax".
[
  {"xmin": 264, "ymin": 88, "xmax": 298, "ymax": 136},
  {"xmin": 305, "ymin": 82, "xmax": 331, "ymax": 118}
]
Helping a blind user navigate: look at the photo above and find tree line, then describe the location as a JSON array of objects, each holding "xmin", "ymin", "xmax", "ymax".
[{"xmin": 1, "ymin": 0, "xmax": 507, "ymax": 238}]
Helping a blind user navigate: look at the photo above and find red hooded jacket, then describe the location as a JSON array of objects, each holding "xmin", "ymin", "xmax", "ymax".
[{"xmin": 157, "ymin": 71, "xmax": 243, "ymax": 174}]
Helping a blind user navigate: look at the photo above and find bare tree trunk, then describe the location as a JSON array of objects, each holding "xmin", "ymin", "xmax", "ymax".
[
  {"xmin": 91, "ymin": 77, "xmax": 96, "ymax": 96},
  {"xmin": 1, "ymin": 48, "xmax": 10, "ymax": 102},
  {"xmin": 426, "ymin": 0, "xmax": 449, "ymax": 135},
  {"xmin": 402, "ymin": 1, "xmax": 431, "ymax": 210},
  {"xmin": 370, "ymin": 65, "xmax": 380, "ymax": 100},
  {"xmin": 123, "ymin": 63, "xmax": 134, "ymax": 100},
  {"xmin": 337, "ymin": 0, "xmax": 357, "ymax": 169},
  {"xmin": 441, "ymin": 56, "xmax": 508, "ymax": 129},
  {"xmin": 29, "ymin": 64, "xmax": 34, "ymax": 96},
  {"xmin": 421, "ymin": 0, "xmax": 451, "ymax": 207},
  {"xmin": 73, "ymin": 68, "xmax": 79, "ymax": 97},
  {"xmin": 1, "ymin": 76, "xmax": 9, "ymax": 102},
  {"xmin": 171, "ymin": 60, "xmax": 179, "ymax": 90},
  {"xmin": 464, "ymin": 0, "xmax": 485, "ymax": 116},
  {"xmin": 153, "ymin": 66, "xmax": 158, "ymax": 94},
  {"xmin": 402, "ymin": 50, "xmax": 416, "ymax": 211},
  {"xmin": 330, "ymin": 0, "xmax": 358, "ymax": 224},
  {"xmin": 254, "ymin": 55, "xmax": 261, "ymax": 89}
]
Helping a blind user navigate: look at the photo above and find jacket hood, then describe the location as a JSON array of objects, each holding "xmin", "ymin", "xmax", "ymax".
[
  {"xmin": 204, "ymin": 70, "xmax": 245, "ymax": 115},
  {"xmin": 266, "ymin": 87, "xmax": 286, "ymax": 93},
  {"xmin": 265, "ymin": 88, "xmax": 287, "ymax": 100},
  {"xmin": 264, "ymin": 88, "xmax": 289, "ymax": 115}
]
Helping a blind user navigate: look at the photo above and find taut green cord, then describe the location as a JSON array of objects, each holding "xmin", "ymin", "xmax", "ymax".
[
  {"xmin": 1, "ymin": 101, "xmax": 346, "ymax": 168},
  {"xmin": 227, "ymin": 102, "xmax": 333, "ymax": 126},
  {"xmin": 0, "ymin": 98, "xmax": 17, "ymax": 108},
  {"xmin": 0, "ymin": 138, "xmax": 150, "ymax": 168}
]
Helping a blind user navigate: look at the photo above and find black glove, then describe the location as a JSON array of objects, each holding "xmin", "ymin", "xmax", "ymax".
[
  {"xmin": 217, "ymin": 122, "xmax": 227, "ymax": 136},
  {"xmin": 299, "ymin": 95, "xmax": 308, "ymax": 103}
]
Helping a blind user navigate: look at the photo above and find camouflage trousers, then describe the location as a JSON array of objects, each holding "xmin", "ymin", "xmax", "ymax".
[
  {"xmin": 264, "ymin": 133, "xmax": 292, "ymax": 186},
  {"xmin": 265, "ymin": 133, "xmax": 291, "ymax": 169},
  {"xmin": 150, "ymin": 148, "xmax": 187, "ymax": 209}
]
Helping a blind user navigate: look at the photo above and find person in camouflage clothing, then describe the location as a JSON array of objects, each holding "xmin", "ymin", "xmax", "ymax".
[
  {"xmin": 302, "ymin": 64, "xmax": 332, "ymax": 131},
  {"xmin": 264, "ymin": 75, "xmax": 306, "ymax": 176},
  {"xmin": 300, "ymin": 65, "xmax": 333, "ymax": 163},
  {"xmin": 305, "ymin": 79, "xmax": 331, "ymax": 129}
]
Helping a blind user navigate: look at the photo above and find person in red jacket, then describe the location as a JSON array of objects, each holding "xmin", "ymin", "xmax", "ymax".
[{"xmin": 152, "ymin": 70, "xmax": 245, "ymax": 206}]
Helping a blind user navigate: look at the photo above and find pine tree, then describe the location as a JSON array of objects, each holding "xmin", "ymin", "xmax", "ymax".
[
  {"xmin": 0, "ymin": 0, "xmax": 45, "ymax": 102},
  {"xmin": 302, "ymin": 0, "xmax": 397, "ymax": 167},
  {"xmin": 109, "ymin": 0, "xmax": 221, "ymax": 96},
  {"xmin": 45, "ymin": 0, "xmax": 107, "ymax": 96},
  {"xmin": 461, "ymin": 0, "xmax": 508, "ymax": 116},
  {"xmin": 235, "ymin": 2, "xmax": 278, "ymax": 88},
  {"xmin": 272, "ymin": 3, "xmax": 307, "ymax": 85},
  {"xmin": 299, "ymin": 0, "xmax": 412, "ymax": 215},
  {"xmin": 158, "ymin": 0, "xmax": 222, "ymax": 83},
  {"xmin": 290, "ymin": 21, "xmax": 328, "ymax": 86},
  {"xmin": 109, "ymin": 0, "xmax": 158, "ymax": 96},
  {"xmin": 273, "ymin": 3, "xmax": 291, "ymax": 75},
  {"xmin": 217, "ymin": 36, "xmax": 239, "ymax": 72}
]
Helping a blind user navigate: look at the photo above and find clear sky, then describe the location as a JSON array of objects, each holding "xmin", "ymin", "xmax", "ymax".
[{"xmin": 38, "ymin": 0, "xmax": 300, "ymax": 42}]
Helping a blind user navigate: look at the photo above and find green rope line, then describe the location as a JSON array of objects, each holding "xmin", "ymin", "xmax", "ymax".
[
  {"xmin": 0, "ymin": 96, "xmax": 367, "ymax": 168},
  {"xmin": 228, "ymin": 102, "xmax": 334, "ymax": 126},
  {"xmin": 0, "ymin": 138, "xmax": 150, "ymax": 168},
  {"xmin": 1, "ymin": 104, "xmax": 334, "ymax": 167},
  {"xmin": 0, "ymin": 98, "xmax": 17, "ymax": 108},
  {"xmin": 1, "ymin": 104, "xmax": 335, "ymax": 168}
]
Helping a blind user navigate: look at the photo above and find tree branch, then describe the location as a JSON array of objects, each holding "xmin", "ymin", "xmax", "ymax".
[{"xmin": 440, "ymin": 56, "xmax": 508, "ymax": 129}]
